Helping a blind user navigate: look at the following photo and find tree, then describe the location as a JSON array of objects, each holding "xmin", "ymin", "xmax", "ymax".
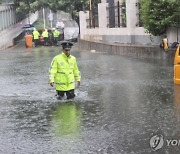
[
  {"xmin": 14, "ymin": 0, "xmax": 48, "ymax": 13},
  {"xmin": 14, "ymin": 0, "xmax": 101, "ymax": 22},
  {"xmin": 48, "ymin": 0, "xmax": 91, "ymax": 22},
  {"xmin": 14, "ymin": 0, "xmax": 89, "ymax": 16},
  {"xmin": 49, "ymin": 0, "xmax": 100, "ymax": 24},
  {"xmin": 14, "ymin": 0, "xmax": 51, "ymax": 23},
  {"xmin": 140, "ymin": 0, "xmax": 180, "ymax": 36}
]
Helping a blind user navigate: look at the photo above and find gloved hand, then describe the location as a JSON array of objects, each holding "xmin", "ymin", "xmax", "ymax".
[
  {"xmin": 50, "ymin": 82, "xmax": 54, "ymax": 87},
  {"xmin": 77, "ymin": 81, "xmax": 80, "ymax": 87}
]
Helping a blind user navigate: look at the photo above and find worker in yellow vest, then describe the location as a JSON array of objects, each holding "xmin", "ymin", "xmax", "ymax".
[
  {"xmin": 52, "ymin": 28, "xmax": 60, "ymax": 46},
  {"xmin": 32, "ymin": 28, "xmax": 40, "ymax": 47},
  {"xmin": 49, "ymin": 42, "xmax": 81, "ymax": 100},
  {"xmin": 42, "ymin": 29, "xmax": 49, "ymax": 46}
]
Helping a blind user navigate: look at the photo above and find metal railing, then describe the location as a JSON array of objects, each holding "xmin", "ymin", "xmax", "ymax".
[
  {"xmin": 107, "ymin": 1, "xmax": 126, "ymax": 28},
  {"xmin": 87, "ymin": 8, "xmax": 99, "ymax": 29},
  {"xmin": 0, "ymin": 4, "xmax": 26, "ymax": 32},
  {"xmin": 135, "ymin": 2, "xmax": 143, "ymax": 27}
]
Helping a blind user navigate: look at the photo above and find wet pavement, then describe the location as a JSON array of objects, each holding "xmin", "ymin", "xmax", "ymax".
[{"xmin": 0, "ymin": 41, "xmax": 180, "ymax": 154}]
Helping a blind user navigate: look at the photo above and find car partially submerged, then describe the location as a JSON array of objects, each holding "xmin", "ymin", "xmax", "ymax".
[{"xmin": 22, "ymin": 24, "xmax": 35, "ymax": 33}]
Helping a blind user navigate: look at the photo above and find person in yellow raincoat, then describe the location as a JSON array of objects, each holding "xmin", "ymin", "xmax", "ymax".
[
  {"xmin": 32, "ymin": 28, "xmax": 40, "ymax": 47},
  {"xmin": 42, "ymin": 29, "xmax": 49, "ymax": 46},
  {"xmin": 49, "ymin": 42, "xmax": 81, "ymax": 99}
]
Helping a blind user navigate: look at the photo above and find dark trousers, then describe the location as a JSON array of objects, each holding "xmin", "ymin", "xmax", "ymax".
[
  {"xmin": 57, "ymin": 89, "xmax": 75, "ymax": 99},
  {"xmin": 53, "ymin": 37, "xmax": 58, "ymax": 46},
  {"xmin": 34, "ymin": 39, "xmax": 39, "ymax": 47},
  {"xmin": 44, "ymin": 37, "xmax": 48, "ymax": 46}
]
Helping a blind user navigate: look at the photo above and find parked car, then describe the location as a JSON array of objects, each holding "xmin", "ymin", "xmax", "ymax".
[{"xmin": 23, "ymin": 24, "xmax": 34, "ymax": 35}]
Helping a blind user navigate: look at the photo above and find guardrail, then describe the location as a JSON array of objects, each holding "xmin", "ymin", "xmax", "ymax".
[
  {"xmin": 0, "ymin": 12, "xmax": 38, "ymax": 50},
  {"xmin": 0, "ymin": 4, "xmax": 26, "ymax": 32}
]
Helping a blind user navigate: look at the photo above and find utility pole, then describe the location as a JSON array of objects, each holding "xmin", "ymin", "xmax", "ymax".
[
  {"xmin": 27, "ymin": 0, "xmax": 30, "ymax": 24},
  {"xmin": 89, "ymin": 0, "xmax": 93, "ymax": 28},
  {"xmin": 43, "ymin": 8, "xmax": 46, "ymax": 29},
  {"xmin": 177, "ymin": 0, "xmax": 179, "ymax": 42},
  {"xmin": 49, "ymin": 10, "xmax": 53, "ymax": 29}
]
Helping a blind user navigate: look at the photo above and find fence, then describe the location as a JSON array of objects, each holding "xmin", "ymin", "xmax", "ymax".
[
  {"xmin": 107, "ymin": 1, "xmax": 126, "ymax": 28},
  {"xmin": 86, "ymin": 7, "xmax": 99, "ymax": 29},
  {"xmin": 135, "ymin": 2, "xmax": 143, "ymax": 27},
  {"xmin": 86, "ymin": 1, "xmax": 144, "ymax": 29},
  {"xmin": 86, "ymin": 1, "xmax": 143, "ymax": 29},
  {"xmin": 0, "ymin": 4, "xmax": 26, "ymax": 32}
]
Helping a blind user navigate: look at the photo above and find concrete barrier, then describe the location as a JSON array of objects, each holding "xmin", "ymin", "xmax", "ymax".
[
  {"xmin": 78, "ymin": 39, "xmax": 176, "ymax": 61},
  {"xmin": 0, "ymin": 12, "xmax": 38, "ymax": 50}
]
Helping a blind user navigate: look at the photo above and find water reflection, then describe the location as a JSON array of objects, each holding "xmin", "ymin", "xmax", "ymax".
[{"xmin": 51, "ymin": 101, "xmax": 82, "ymax": 137}]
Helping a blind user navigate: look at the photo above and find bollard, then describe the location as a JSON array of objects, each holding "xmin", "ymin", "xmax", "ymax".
[
  {"xmin": 174, "ymin": 43, "xmax": 180, "ymax": 84},
  {"xmin": 25, "ymin": 34, "xmax": 33, "ymax": 48}
]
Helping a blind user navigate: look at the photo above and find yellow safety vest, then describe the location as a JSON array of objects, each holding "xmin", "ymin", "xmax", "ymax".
[
  {"xmin": 33, "ymin": 30, "xmax": 40, "ymax": 40},
  {"xmin": 53, "ymin": 30, "xmax": 60, "ymax": 38},
  {"xmin": 49, "ymin": 52, "xmax": 81, "ymax": 91},
  {"xmin": 42, "ymin": 30, "xmax": 48, "ymax": 38}
]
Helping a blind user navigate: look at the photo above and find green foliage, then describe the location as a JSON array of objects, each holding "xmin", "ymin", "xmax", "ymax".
[
  {"xmin": 33, "ymin": 20, "xmax": 44, "ymax": 29},
  {"xmin": 140, "ymin": 0, "xmax": 180, "ymax": 36},
  {"xmin": 14, "ymin": 0, "xmax": 101, "ymax": 22},
  {"xmin": 49, "ymin": 0, "xmax": 90, "ymax": 21},
  {"xmin": 14, "ymin": 0, "xmax": 49, "ymax": 14}
]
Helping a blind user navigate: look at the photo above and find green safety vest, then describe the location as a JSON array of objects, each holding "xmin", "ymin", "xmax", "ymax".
[
  {"xmin": 49, "ymin": 52, "xmax": 81, "ymax": 91},
  {"xmin": 53, "ymin": 30, "xmax": 60, "ymax": 38},
  {"xmin": 33, "ymin": 30, "xmax": 40, "ymax": 40}
]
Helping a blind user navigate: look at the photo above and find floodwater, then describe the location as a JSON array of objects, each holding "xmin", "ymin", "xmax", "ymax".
[{"xmin": 0, "ymin": 41, "xmax": 180, "ymax": 154}]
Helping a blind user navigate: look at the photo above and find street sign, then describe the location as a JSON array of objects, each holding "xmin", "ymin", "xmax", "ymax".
[{"xmin": 48, "ymin": 13, "xmax": 53, "ymax": 21}]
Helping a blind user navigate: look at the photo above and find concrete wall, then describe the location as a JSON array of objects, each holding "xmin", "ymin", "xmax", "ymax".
[
  {"xmin": 0, "ymin": 12, "xmax": 38, "ymax": 50},
  {"xmin": 167, "ymin": 27, "xmax": 180, "ymax": 46},
  {"xmin": 79, "ymin": 25, "xmax": 162, "ymax": 45},
  {"xmin": 78, "ymin": 39, "xmax": 176, "ymax": 63}
]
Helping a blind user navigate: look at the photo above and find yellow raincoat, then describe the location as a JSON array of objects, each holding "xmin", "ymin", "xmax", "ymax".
[{"xmin": 49, "ymin": 52, "xmax": 81, "ymax": 91}]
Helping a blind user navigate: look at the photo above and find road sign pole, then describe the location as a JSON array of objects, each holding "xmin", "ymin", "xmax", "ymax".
[
  {"xmin": 43, "ymin": 8, "xmax": 46, "ymax": 29},
  {"xmin": 50, "ymin": 10, "xmax": 53, "ymax": 28}
]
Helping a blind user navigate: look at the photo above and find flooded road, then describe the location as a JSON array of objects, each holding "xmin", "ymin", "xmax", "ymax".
[{"xmin": 0, "ymin": 41, "xmax": 180, "ymax": 154}]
